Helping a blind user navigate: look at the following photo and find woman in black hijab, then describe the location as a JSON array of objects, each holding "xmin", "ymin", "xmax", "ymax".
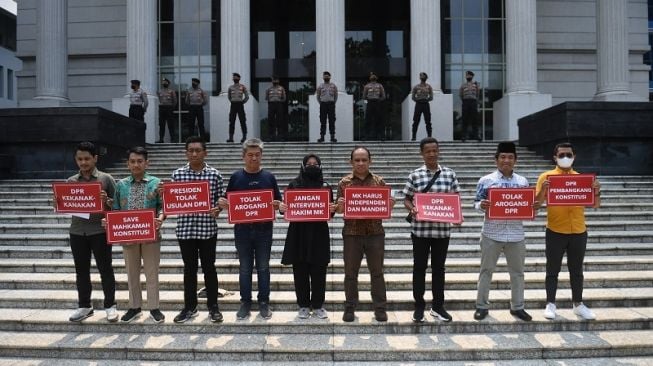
[{"xmin": 281, "ymin": 154, "xmax": 336, "ymax": 319}]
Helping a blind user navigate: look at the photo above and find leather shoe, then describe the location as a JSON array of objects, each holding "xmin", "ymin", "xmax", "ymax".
[
  {"xmin": 510, "ymin": 309, "xmax": 532, "ymax": 322},
  {"xmin": 473, "ymin": 308, "xmax": 488, "ymax": 320}
]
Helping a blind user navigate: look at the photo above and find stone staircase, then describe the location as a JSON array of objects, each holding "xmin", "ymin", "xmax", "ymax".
[{"xmin": 0, "ymin": 141, "xmax": 651, "ymax": 365}]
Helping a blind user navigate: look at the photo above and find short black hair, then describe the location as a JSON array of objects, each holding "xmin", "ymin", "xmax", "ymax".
[
  {"xmin": 191, "ymin": 77, "xmax": 200, "ymax": 83},
  {"xmin": 553, "ymin": 142, "xmax": 574, "ymax": 155},
  {"xmin": 127, "ymin": 146, "xmax": 148, "ymax": 160},
  {"xmin": 350, "ymin": 145, "xmax": 371, "ymax": 160},
  {"xmin": 75, "ymin": 141, "xmax": 97, "ymax": 156},
  {"xmin": 185, "ymin": 136, "xmax": 206, "ymax": 150},
  {"xmin": 323, "ymin": 71, "xmax": 331, "ymax": 76},
  {"xmin": 419, "ymin": 137, "xmax": 439, "ymax": 152}
]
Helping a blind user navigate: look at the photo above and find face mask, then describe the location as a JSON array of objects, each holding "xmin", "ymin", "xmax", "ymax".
[
  {"xmin": 192, "ymin": 83, "xmax": 198, "ymax": 88},
  {"xmin": 303, "ymin": 165, "xmax": 321, "ymax": 179},
  {"xmin": 163, "ymin": 83, "xmax": 169, "ymax": 88},
  {"xmin": 131, "ymin": 85, "xmax": 137, "ymax": 90},
  {"xmin": 273, "ymin": 81, "xmax": 279, "ymax": 85},
  {"xmin": 557, "ymin": 157, "xmax": 574, "ymax": 169},
  {"xmin": 420, "ymin": 77, "xmax": 426, "ymax": 82},
  {"xmin": 466, "ymin": 77, "xmax": 472, "ymax": 82}
]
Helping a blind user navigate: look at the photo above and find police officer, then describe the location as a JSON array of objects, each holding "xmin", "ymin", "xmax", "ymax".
[
  {"xmin": 363, "ymin": 72, "xmax": 386, "ymax": 140},
  {"xmin": 227, "ymin": 72, "xmax": 249, "ymax": 143},
  {"xmin": 265, "ymin": 76, "xmax": 287, "ymax": 141},
  {"xmin": 185, "ymin": 78, "xmax": 208, "ymax": 141},
  {"xmin": 128, "ymin": 79, "xmax": 148, "ymax": 122},
  {"xmin": 411, "ymin": 72, "xmax": 433, "ymax": 141},
  {"xmin": 459, "ymin": 71, "xmax": 481, "ymax": 141},
  {"xmin": 158, "ymin": 78, "xmax": 178, "ymax": 143},
  {"xmin": 316, "ymin": 71, "xmax": 338, "ymax": 143}
]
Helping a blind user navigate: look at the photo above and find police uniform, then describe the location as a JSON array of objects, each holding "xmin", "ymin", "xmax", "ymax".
[
  {"xmin": 128, "ymin": 80, "xmax": 148, "ymax": 122},
  {"xmin": 185, "ymin": 79, "xmax": 208, "ymax": 140},
  {"xmin": 411, "ymin": 81, "xmax": 433, "ymax": 140},
  {"xmin": 227, "ymin": 76, "xmax": 249, "ymax": 143},
  {"xmin": 265, "ymin": 83, "xmax": 287, "ymax": 141},
  {"xmin": 316, "ymin": 76, "xmax": 338, "ymax": 142},
  {"xmin": 158, "ymin": 80, "xmax": 178, "ymax": 142},
  {"xmin": 363, "ymin": 78, "xmax": 386, "ymax": 140},
  {"xmin": 459, "ymin": 77, "xmax": 481, "ymax": 141}
]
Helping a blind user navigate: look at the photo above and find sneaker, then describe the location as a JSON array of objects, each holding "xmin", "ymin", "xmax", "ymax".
[
  {"xmin": 120, "ymin": 308, "xmax": 141, "ymax": 323},
  {"xmin": 209, "ymin": 305, "xmax": 224, "ymax": 323},
  {"xmin": 314, "ymin": 308, "xmax": 329, "ymax": 319},
  {"xmin": 544, "ymin": 303, "xmax": 557, "ymax": 320},
  {"xmin": 430, "ymin": 307, "xmax": 452, "ymax": 322},
  {"xmin": 236, "ymin": 302, "xmax": 252, "ymax": 320},
  {"xmin": 342, "ymin": 306, "xmax": 355, "ymax": 322},
  {"xmin": 69, "ymin": 307, "xmax": 93, "ymax": 322},
  {"xmin": 173, "ymin": 308, "xmax": 198, "ymax": 323},
  {"xmin": 573, "ymin": 303, "xmax": 596, "ymax": 320},
  {"xmin": 374, "ymin": 309, "xmax": 388, "ymax": 322},
  {"xmin": 297, "ymin": 307, "xmax": 310, "ymax": 319},
  {"xmin": 412, "ymin": 308, "xmax": 425, "ymax": 323},
  {"xmin": 150, "ymin": 309, "xmax": 165, "ymax": 323},
  {"xmin": 259, "ymin": 302, "xmax": 273, "ymax": 319},
  {"xmin": 105, "ymin": 305, "xmax": 119, "ymax": 322},
  {"xmin": 197, "ymin": 287, "xmax": 207, "ymax": 298}
]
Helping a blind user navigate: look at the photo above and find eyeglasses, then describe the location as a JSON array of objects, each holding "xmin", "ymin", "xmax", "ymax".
[{"xmin": 557, "ymin": 153, "xmax": 573, "ymax": 159}]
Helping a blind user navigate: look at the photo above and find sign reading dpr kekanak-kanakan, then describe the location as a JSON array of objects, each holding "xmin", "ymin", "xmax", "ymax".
[
  {"xmin": 228, "ymin": 190, "xmax": 275, "ymax": 224},
  {"xmin": 52, "ymin": 182, "xmax": 104, "ymax": 213},
  {"xmin": 414, "ymin": 193, "xmax": 463, "ymax": 223},
  {"xmin": 487, "ymin": 188, "xmax": 535, "ymax": 220},
  {"xmin": 343, "ymin": 187, "xmax": 392, "ymax": 219},
  {"xmin": 162, "ymin": 181, "xmax": 211, "ymax": 215},
  {"xmin": 105, "ymin": 209, "xmax": 157, "ymax": 244},
  {"xmin": 284, "ymin": 189, "xmax": 331, "ymax": 222},
  {"xmin": 547, "ymin": 174, "xmax": 596, "ymax": 206}
]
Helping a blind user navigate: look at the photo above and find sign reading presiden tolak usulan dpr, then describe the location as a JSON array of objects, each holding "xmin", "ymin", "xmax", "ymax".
[
  {"xmin": 343, "ymin": 187, "xmax": 392, "ymax": 220},
  {"xmin": 414, "ymin": 193, "xmax": 463, "ymax": 224},
  {"xmin": 228, "ymin": 190, "xmax": 275, "ymax": 224},
  {"xmin": 487, "ymin": 188, "xmax": 535, "ymax": 220},
  {"xmin": 162, "ymin": 181, "xmax": 211, "ymax": 215},
  {"xmin": 284, "ymin": 189, "xmax": 331, "ymax": 222},
  {"xmin": 52, "ymin": 182, "xmax": 104, "ymax": 213},
  {"xmin": 106, "ymin": 209, "xmax": 157, "ymax": 244},
  {"xmin": 547, "ymin": 174, "xmax": 595, "ymax": 206}
]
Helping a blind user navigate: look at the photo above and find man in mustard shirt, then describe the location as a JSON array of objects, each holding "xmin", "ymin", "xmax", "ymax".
[{"xmin": 535, "ymin": 142, "xmax": 601, "ymax": 320}]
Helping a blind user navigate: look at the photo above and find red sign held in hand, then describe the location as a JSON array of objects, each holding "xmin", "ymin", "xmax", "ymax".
[
  {"xmin": 52, "ymin": 182, "xmax": 104, "ymax": 213},
  {"xmin": 284, "ymin": 189, "xmax": 331, "ymax": 222},
  {"xmin": 487, "ymin": 188, "xmax": 535, "ymax": 220},
  {"xmin": 162, "ymin": 181, "xmax": 211, "ymax": 215},
  {"xmin": 228, "ymin": 190, "xmax": 275, "ymax": 224},
  {"xmin": 414, "ymin": 193, "xmax": 463, "ymax": 224},
  {"xmin": 343, "ymin": 186, "xmax": 392, "ymax": 220},
  {"xmin": 106, "ymin": 209, "xmax": 157, "ymax": 244},
  {"xmin": 547, "ymin": 174, "xmax": 595, "ymax": 206}
]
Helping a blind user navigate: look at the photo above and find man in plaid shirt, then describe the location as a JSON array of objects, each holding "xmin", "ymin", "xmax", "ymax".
[
  {"xmin": 170, "ymin": 136, "xmax": 224, "ymax": 324},
  {"xmin": 403, "ymin": 137, "xmax": 461, "ymax": 323}
]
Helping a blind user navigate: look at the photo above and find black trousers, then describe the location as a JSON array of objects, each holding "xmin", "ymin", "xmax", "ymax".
[
  {"xmin": 129, "ymin": 105, "xmax": 145, "ymax": 121},
  {"xmin": 365, "ymin": 100, "xmax": 384, "ymax": 140},
  {"xmin": 412, "ymin": 102, "xmax": 432, "ymax": 135},
  {"xmin": 292, "ymin": 262, "xmax": 328, "ymax": 309},
  {"xmin": 462, "ymin": 99, "xmax": 480, "ymax": 140},
  {"xmin": 188, "ymin": 105, "xmax": 206, "ymax": 139},
  {"xmin": 545, "ymin": 229, "xmax": 587, "ymax": 303},
  {"xmin": 159, "ymin": 105, "xmax": 178, "ymax": 142},
  {"xmin": 319, "ymin": 102, "xmax": 336, "ymax": 136},
  {"xmin": 70, "ymin": 233, "xmax": 116, "ymax": 309},
  {"xmin": 229, "ymin": 102, "xmax": 247, "ymax": 137},
  {"xmin": 178, "ymin": 237, "xmax": 219, "ymax": 310},
  {"xmin": 412, "ymin": 235, "xmax": 450, "ymax": 310},
  {"xmin": 267, "ymin": 102, "xmax": 285, "ymax": 139}
]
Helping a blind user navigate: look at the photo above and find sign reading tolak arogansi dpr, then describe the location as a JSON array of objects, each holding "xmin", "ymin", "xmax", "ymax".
[
  {"xmin": 487, "ymin": 188, "xmax": 535, "ymax": 220},
  {"xmin": 227, "ymin": 190, "xmax": 275, "ymax": 224},
  {"xmin": 162, "ymin": 181, "xmax": 212, "ymax": 215}
]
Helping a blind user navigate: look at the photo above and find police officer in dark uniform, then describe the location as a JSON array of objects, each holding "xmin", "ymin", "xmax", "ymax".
[
  {"xmin": 459, "ymin": 70, "xmax": 481, "ymax": 141},
  {"xmin": 128, "ymin": 79, "xmax": 148, "ymax": 122},
  {"xmin": 265, "ymin": 76, "xmax": 287, "ymax": 141},
  {"xmin": 363, "ymin": 72, "xmax": 386, "ymax": 140},
  {"xmin": 411, "ymin": 72, "xmax": 433, "ymax": 141},
  {"xmin": 185, "ymin": 78, "xmax": 209, "ymax": 141},
  {"xmin": 227, "ymin": 72, "xmax": 250, "ymax": 143},
  {"xmin": 158, "ymin": 78, "xmax": 178, "ymax": 143}
]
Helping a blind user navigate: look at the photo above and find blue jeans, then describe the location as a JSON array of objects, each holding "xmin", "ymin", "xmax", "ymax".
[{"xmin": 234, "ymin": 224, "xmax": 273, "ymax": 303}]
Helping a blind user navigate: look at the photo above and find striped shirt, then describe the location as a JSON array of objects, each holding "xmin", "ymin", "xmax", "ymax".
[{"xmin": 474, "ymin": 170, "xmax": 529, "ymax": 242}]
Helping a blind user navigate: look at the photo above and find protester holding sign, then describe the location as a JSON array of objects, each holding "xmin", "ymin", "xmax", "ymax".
[
  {"xmin": 279, "ymin": 154, "xmax": 337, "ymax": 320},
  {"xmin": 56, "ymin": 141, "xmax": 117, "ymax": 322},
  {"xmin": 335, "ymin": 146, "xmax": 395, "ymax": 322},
  {"xmin": 403, "ymin": 137, "xmax": 461, "ymax": 323},
  {"xmin": 218, "ymin": 138, "xmax": 282, "ymax": 320},
  {"xmin": 169, "ymin": 136, "xmax": 224, "ymax": 324},
  {"xmin": 109, "ymin": 147, "xmax": 165, "ymax": 323},
  {"xmin": 535, "ymin": 142, "xmax": 601, "ymax": 321},
  {"xmin": 473, "ymin": 142, "xmax": 538, "ymax": 322}
]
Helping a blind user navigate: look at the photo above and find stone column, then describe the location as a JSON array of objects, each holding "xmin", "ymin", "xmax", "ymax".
[
  {"xmin": 594, "ymin": 0, "xmax": 634, "ymax": 100},
  {"xmin": 309, "ymin": 0, "xmax": 352, "ymax": 142},
  {"xmin": 492, "ymin": 0, "xmax": 551, "ymax": 140},
  {"xmin": 34, "ymin": 0, "xmax": 68, "ymax": 102},
  {"xmin": 212, "ymin": 0, "xmax": 257, "ymax": 143},
  {"xmin": 402, "ymin": 0, "xmax": 452, "ymax": 141}
]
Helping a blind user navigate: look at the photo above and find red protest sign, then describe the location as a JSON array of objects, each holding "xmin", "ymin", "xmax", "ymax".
[
  {"xmin": 414, "ymin": 193, "xmax": 463, "ymax": 224},
  {"xmin": 284, "ymin": 189, "xmax": 331, "ymax": 222},
  {"xmin": 228, "ymin": 190, "xmax": 275, "ymax": 224},
  {"xmin": 52, "ymin": 182, "xmax": 104, "ymax": 213},
  {"xmin": 547, "ymin": 174, "xmax": 595, "ymax": 206},
  {"xmin": 487, "ymin": 188, "xmax": 535, "ymax": 220},
  {"xmin": 105, "ymin": 209, "xmax": 157, "ymax": 244},
  {"xmin": 162, "ymin": 181, "xmax": 211, "ymax": 215},
  {"xmin": 343, "ymin": 186, "xmax": 392, "ymax": 220}
]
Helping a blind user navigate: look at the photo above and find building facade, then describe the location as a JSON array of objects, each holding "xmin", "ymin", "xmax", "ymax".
[
  {"xmin": 15, "ymin": 0, "xmax": 652, "ymax": 143},
  {"xmin": 0, "ymin": 1, "xmax": 21, "ymax": 108}
]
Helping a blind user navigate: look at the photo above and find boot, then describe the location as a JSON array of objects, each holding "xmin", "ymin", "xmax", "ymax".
[
  {"xmin": 226, "ymin": 134, "xmax": 234, "ymax": 143},
  {"xmin": 411, "ymin": 123, "xmax": 418, "ymax": 141},
  {"xmin": 330, "ymin": 134, "xmax": 337, "ymax": 143},
  {"xmin": 240, "ymin": 133, "xmax": 247, "ymax": 143},
  {"xmin": 426, "ymin": 125, "xmax": 432, "ymax": 138},
  {"xmin": 317, "ymin": 134, "xmax": 325, "ymax": 143}
]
